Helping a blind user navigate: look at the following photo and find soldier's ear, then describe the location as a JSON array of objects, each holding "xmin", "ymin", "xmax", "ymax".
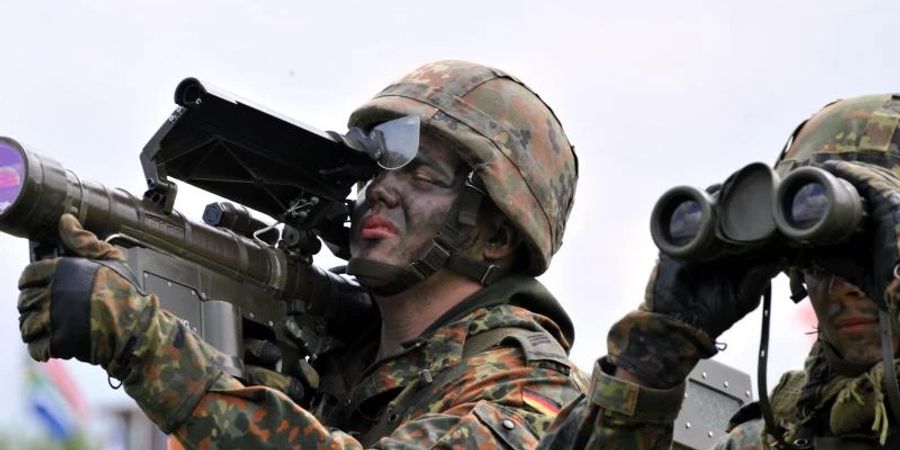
[{"xmin": 483, "ymin": 219, "xmax": 521, "ymax": 261}]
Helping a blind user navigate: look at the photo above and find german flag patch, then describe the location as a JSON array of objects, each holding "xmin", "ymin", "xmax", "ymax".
[{"xmin": 522, "ymin": 389, "xmax": 561, "ymax": 417}]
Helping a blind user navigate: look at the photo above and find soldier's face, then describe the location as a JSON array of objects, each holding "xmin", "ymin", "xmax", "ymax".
[
  {"xmin": 806, "ymin": 271, "xmax": 900, "ymax": 364},
  {"xmin": 349, "ymin": 132, "xmax": 466, "ymax": 267}
]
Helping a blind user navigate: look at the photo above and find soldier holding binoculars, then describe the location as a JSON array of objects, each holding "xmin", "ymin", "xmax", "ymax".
[{"xmin": 537, "ymin": 94, "xmax": 900, "ymax": 450}]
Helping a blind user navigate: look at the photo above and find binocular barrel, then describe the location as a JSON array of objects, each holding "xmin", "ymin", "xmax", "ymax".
[
  {"xmin": 0, "ymin": 136, "xmax": 358, "ymax": 307},
  {"xmin": 772, "ymin": 167, "xmax": 864, "ymax": 245},
  {"xmin": 650, "ymin": 163, "xmax": 865, "ymax": 260},
  {"xmin": 649, "ymin": 186, "xmax": 718, "ymax": 258}
]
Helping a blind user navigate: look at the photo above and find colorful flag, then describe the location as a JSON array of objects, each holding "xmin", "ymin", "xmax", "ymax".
[{"xmin": 25, "ymin": 358, "xmax": 88, "ymax": 441}]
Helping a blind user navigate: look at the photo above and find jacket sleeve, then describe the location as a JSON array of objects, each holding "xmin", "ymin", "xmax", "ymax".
[
  {"xmin": 172, "ymin": 346, "xmax": 582, "ymax": 449},
  {"xmin": 710, "ymin": 419, "xmax": 767, "ymax": 450},
  {"xmin": 89, "ymin": 275, "xmax": 678, "ymax": 450},
  {"xmin": 536, "ymin": 358, "xmax": 686, "ymax": 450}
]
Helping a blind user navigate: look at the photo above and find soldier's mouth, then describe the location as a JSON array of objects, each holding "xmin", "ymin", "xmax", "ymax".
[{"xmin": 834, "ymin": 317, "xmax": 878, "ymax": 334}]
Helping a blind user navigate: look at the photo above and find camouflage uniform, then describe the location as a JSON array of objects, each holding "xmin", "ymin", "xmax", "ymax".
[
  {"xmin": 536, "ymin": 358, "xmax": 686, "ymax": 450},
  {"xmin": 111, "ymin": 272, "xmax": 582, "ymax": 448},
  {"xmin": 713, "ymin": 343, "xmax": 900, "ymax": 449},
  {"xmin": 56, "ymin": 252, "xmax": 679, "ymax": 450}
]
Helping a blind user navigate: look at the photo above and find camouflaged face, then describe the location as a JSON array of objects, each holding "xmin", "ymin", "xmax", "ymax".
[
  {"xmin": 348, "ymin": 60, "xmax": 578, "ymax": 275},
  {"xmin": 776, "ymin": 94, "xmax": 900, "ymax": 177}
]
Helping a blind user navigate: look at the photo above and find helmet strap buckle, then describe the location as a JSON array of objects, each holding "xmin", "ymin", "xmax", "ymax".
[{"xmin": 411, "ymin": 240, "xmax": 452, "ymax": 279}]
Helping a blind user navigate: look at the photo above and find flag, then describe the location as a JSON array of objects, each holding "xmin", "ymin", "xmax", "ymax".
[{"xmin": 25, "ymin": 358, "xmax": 88, "ymax": 441}]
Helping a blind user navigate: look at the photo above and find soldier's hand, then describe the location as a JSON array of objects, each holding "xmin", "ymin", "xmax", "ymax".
[
  {"xmin": 242, "ymin": 338, "xmax": 319, "ymax": 405},
  {"xmin": 17, "ymin": 213, "xmax": 133, "ymax": 363},
  {"xmin": 608, "ymin": 255, "xmax": 781, "ymax": 388},
  {"xmin": 647, "ymin": 254, "xmax": 782, "ymax": 339},
  {"xmin": 819, "ymin": 160, "xmax": 900, "ymax": 308}
]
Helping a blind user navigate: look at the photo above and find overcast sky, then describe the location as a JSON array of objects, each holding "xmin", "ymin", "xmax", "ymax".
[{"xmin": 1, "ymin": 0, "xmax": 898, "ymax": 437}]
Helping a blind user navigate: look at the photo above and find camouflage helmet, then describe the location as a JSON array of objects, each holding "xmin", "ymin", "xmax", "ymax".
[
  {"xmin": 776, "ymin": 94, "xmax": 900, "ymax": 176},
  {"xmin": 348, "ymin": 60, "xmax": 578, "ymax": 275}
]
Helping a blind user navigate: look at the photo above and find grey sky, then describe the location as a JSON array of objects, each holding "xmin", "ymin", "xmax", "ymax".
[{"xmin": 1, "ymin": 0, "xmax": 898, "ymax": 436}]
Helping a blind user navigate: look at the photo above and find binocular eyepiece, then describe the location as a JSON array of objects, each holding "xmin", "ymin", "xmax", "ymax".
[{"xmin": 650, "ymin": 163, "xmax": 865, "ymax": 260}]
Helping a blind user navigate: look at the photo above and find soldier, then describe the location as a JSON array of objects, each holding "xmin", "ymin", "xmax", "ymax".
[
  {"xmin": 710, "ymin": 94, "xmax": 900, "ymax": 449},
  {"xmin": 538, "ymin": 94, "xmax": 900, "ymax": 450},
  {"xmin": 13, "ymin": 60, "xmax": 654, "ymax": 449}
]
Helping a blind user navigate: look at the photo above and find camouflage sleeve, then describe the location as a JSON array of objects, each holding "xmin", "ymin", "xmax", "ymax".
[
  {"xmin": 174, "ymin": 346, "xmax": 582, "ymax": 449},
  {"xmin": 710, "ymin": 419, "xmax": 766, "ymax": 450},
  {"xmin": 85, "ymin": 266, "xmax": 226, "ymax": 434},
  {"xmin": 537, "ymin": 358, "xmax": 685, "ymax": 450},
  {"xmin": 90, "ymin": 268, "xmax": 581, "ymax": 449}
]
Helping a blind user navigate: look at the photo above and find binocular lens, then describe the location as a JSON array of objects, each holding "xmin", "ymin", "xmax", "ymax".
[
  {"xmin": 650, "ymin": 186, "xmax": 716, "ymax": 259},
  {"xmin": 773, "ymin": 166, "xmax": 864, "ymax": 245},
  {"xmin": 669, "ymin": 200, "xmax": 704, "ymax": 246},
  {"xmin": 788, "ymin": 182, "xmax": 828, "ymax": 230},
  {"xmin": 0, "ymin": 141, "xmax": 25, "ymax": 216}
]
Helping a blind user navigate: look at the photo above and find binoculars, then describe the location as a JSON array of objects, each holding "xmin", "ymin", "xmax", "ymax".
[{"xmin": 650, "ymin": 162, "xmax": 865, "ymax": 260}]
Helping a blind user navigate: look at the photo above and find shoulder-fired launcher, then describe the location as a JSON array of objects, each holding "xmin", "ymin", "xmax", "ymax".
[{"xmin": 0, "ymin": 78, "xmax": 389, "ymax": 393}]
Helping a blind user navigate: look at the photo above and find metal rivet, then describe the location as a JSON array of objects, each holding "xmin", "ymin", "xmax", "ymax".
[
  {"xmin": 723, "ymin": 381, "xmax": 730, "ymax": 388},
  {"xmin": 268, "ymin": 321, "xmax": 274, "ymax": 327},
  {"xmin": 685, "ymin": 422, "xmax": 691, "ymax": 429},
  {"xmin": 707, "ymin": 431, "xmax": 714, "ymax": 438},
  {"xmin": 701, "ymin": 372, "xmax": 708, "ymax": 379},
  {"xmin": 167, "ymin": 281, "xmax": 172, "ymax": 287},
  {"xmin": 502, "ymin": 419, "xmax": 515, "ymax": 430},
  {"xmin": 745, "ymin": 390, "xmax": 752, "ymax": 398},
  {"xmin": 248, "ymin": 312, "xmax": 255, "ymax": 319}
]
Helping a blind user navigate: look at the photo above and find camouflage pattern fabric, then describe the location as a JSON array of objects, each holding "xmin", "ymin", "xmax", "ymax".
[
  {"xmin": 712, "ymin": 419, "xmax": 768, "ymax": 450},
  {"xmin": 607, "ymin": 309, "xmax": 716, "ymax": 389},
  {"xmin": 776, "ymin": 94, "xmax": 900, "ymax": 177},
  {"xmin": 28, "ymin": 255, "xmax": 595, "ymax": 449},
  {"xmin": 168, "ymin": 277, "xmax": 586, "ymax": 449},
  {"xmin": 17, "ymin": 215, "xmax": 227, "ymax": 434},
  {"xmin": 537, "ymin": 359, "xmax": 686, "ymax": 450},
  {"xmin": 713, "ymin": 341, "xmax": 900, "ymax": 449},
  {"xmin": 349, "ymin": 60, "xmax": 578, "ymax": 275}
]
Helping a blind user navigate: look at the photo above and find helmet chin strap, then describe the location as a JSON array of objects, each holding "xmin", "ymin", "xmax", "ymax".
[{"xmin": 347, "ymin": 173, "xmax": 502, "ymax": 297}]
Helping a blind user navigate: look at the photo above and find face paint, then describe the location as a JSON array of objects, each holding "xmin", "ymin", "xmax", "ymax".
[
  {"xmin": 806, "ymin": 270, "xmax": 900, "ymax": 364},
  {"xmin": 349, "ymin": 132, "xmax": 466, "ymax": 268}
]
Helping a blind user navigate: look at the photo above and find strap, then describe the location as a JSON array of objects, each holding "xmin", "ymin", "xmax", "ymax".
[
  {"xmin": 879, "ymin": 309, "xmax": 900, "ymax": 424},
  {"xmin": 757, "ymin": 284, "xmax": 796, "ymax": 449},
  {"xmin": 462, "ymin": 327, "xmax": 525, "ymax": 358},
  {"xmin": 359, "ymin": 327, "xmax": 516, "ymax": 446},
  {"xmin": 360, "ymin": 326, "xmax": 568, "ymax": 445}
]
